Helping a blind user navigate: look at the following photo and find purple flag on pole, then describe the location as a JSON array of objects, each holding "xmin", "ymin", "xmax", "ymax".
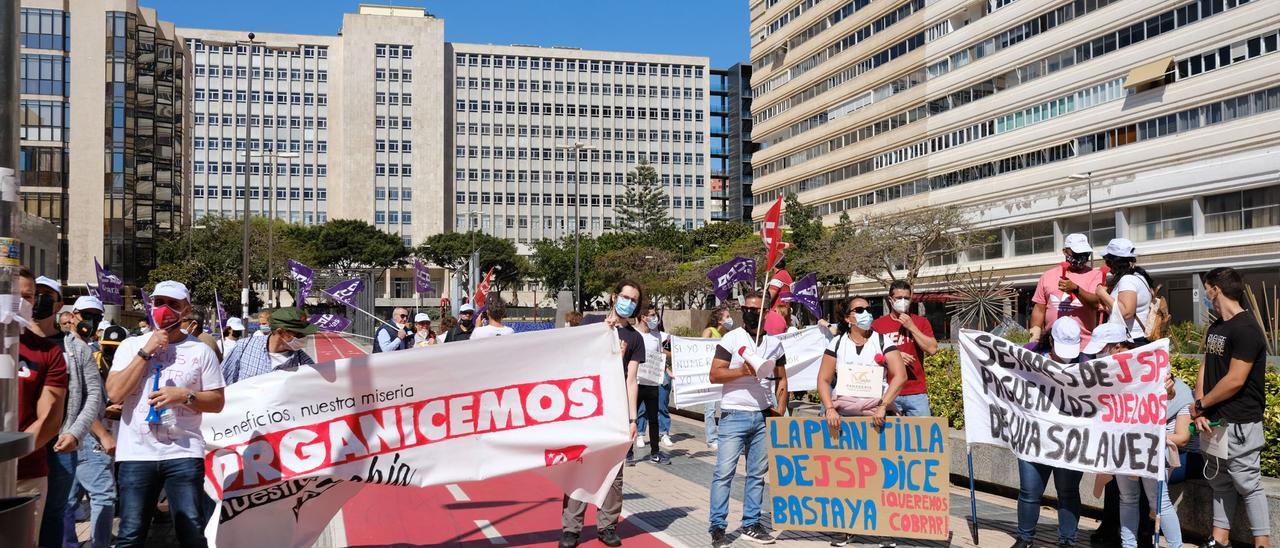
[
  {"xmin": 140, "ymin": 289, "xmax": 155, "ymax": 329},
  {"xmin": 94, "ymin": 258, "xmax": 124, "ymax": 305},
  {"xmin": 87, "ymin": 286, "xmax": 100, "ymax": 299},
  {"xmin": 323, "ymin": 279, "xmax": 365, "ymax": 308},
  {"xmin": 309, "ymin": 313, "xmax": 351, "ymax": 332},
  {"xmin": 287, "ymin": 259, "xmax": 314, "ymax": 303},
  {"xmin": 706, "ymin": 257, "xmax": 756, "ymax": 302},
  {"xmin": 789, "ymin": 273, "xmax": 822, "ymax": 319},
  {"xmin": 413, "ymin": 259, "xmax": 434, "ymax": 295}
]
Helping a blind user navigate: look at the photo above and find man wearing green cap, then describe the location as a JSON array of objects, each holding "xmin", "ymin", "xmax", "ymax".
[{"xmin": 220, "ymin": 307, "xmax": 317, "ymax": 385}]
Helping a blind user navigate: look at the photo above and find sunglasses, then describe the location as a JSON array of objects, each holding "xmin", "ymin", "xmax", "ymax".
[
  {"xmin": 741, "ymin": 307, "xmax": 761, "ymax": 312},
  {"xmin": 848, "ymin": 307, "xmax": 869, "ymax": 314}
]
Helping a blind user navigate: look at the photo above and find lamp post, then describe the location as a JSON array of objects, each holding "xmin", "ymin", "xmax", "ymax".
[
  {"xmin": 1069, "ymin": 172, "xmax": 1094, "ymax": 240},
  {"xmin": 251, "ymin": 150, "xmax": 299, "ymax": 307},
  {"xmin": 557, "ymin": 142, "xmax": 596, "ymax": 312}
]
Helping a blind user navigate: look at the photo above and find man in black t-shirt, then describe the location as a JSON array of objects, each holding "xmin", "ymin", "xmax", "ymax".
[{"xmin": 1192, "ymin": 267, "xmax": 1270, "ymax": 548}]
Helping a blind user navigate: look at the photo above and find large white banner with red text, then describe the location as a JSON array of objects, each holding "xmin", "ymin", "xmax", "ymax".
[
  {"xmin": 959, "ymin": 329, "xmax": 1169, "ymax": 481},
  {"xmin": 201, "ymin": 326, "xmax": 632, "ymax": 547}
]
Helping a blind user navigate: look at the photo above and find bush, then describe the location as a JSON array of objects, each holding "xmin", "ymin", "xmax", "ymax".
[
  {"xmin": 925, "ymin": 349, "xmax": 965, "ymax": 429},
  {"xmin": 1167, "ymin": 321, "xmax": 1207, "ymax": 354}
]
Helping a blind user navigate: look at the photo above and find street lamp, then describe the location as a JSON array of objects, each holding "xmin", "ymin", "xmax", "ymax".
[
  {"xmin": 251, "ymin": 150, "xmax": 299, "ymax": 307},
  {"xmin": 1068, "ymin": 172, "xmax": 1094, "ymax": 240},
  {"xmin": 204, "ymin": 34, "xmax": 300, "ymax": 320},
  {"xmin": 556, "ymin": 141, "xmax": 597, "ymax": 312}
]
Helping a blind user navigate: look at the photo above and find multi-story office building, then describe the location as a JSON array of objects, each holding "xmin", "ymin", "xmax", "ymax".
[
  {"xmin": 749, "ymin": 0, "xmax": 1280, "ymax": 324},
  {"xmin": 711, "ymin": 64, "xmax": 757, "ymax": 223},
  {"xmin": 18, "ymin": 0, "xmax": 190, "ymax": 285},
  {"xmin": 447, "ymin": 43, "xmax": 712, "ymax": 243},
  {"xmin": 180, "ymin": 4, "xmax": 447, "ymax": 249}
]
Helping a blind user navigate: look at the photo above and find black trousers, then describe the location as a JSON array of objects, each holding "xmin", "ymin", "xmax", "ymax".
[{"xmin": 637, "ymin": 385, "xmax": 660, "ymax": 455}]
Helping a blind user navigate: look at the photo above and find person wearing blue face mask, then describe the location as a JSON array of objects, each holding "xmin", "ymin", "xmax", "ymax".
[
  {"xmin": 559, "ymin": 280, "xmax": 644, "ymax": 548},
  {"xmin": 635, "ymin": 303, "xmax": 673, "ymax": 464}
]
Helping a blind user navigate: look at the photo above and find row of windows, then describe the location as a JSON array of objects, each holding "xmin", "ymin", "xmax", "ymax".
[
  {"xmin": 454, "ymin": 77, "xmax": 705, "ymax": 99},
  {"xmin": 375, "ymin": 44, "xmax": 413, "ymax": 59},
  {"xmin": 193, "ymin": 138, "xmax": 328, "ymax": 153},
  {"xmin": 374, "ymin": 116, "xmax": 413, "ymax": 129},
  {"xmin": 19, "ymin": 54, "xmax": 66, "ymax": 96},
  {"xmin": 19, "ymin": 8, "xmax": 68, "ymax": 51},
  {"xmin": 454, "ymin": 100, "xmax": 705, "ymax": 121},
  {"xmin": 453, "ymin": 54, "xmax": 703, "ymax": 78},
  {"xmin": 374, "ymin": 187, "xmax": 413, "ymax": 200},
  {"xmin": 191, "ymin": 41, "xmax": 327, "ymax": 58},
  {"xmin": 195, "ymin": 209, "xmax": 329, "ymax": 225},
  {"xmin": 787, "ymin": 85, "xmax": 1280, "ymax": 218},
  {"xmin": 18, "ymin": 100, "xmax": 67, "ymax": 142},
  {"xmin": 752, "ymin": 0, "xmax": 873, "ymax": 70},
  {"xmin": 373, "ymin": 164, "xmax": 413, "ymax": 176},
  {"xmin": 195, "ymin": 162, "xmax": 328, "ymax": 176},
  {"xmin": 454, "ymin": 191, "xmax": 705, "ymax": 209},
  {"xmin": 375, "ymin": 92, "xmax": 412, "ymax": 106},
  {"xmin": 757, "ymin": 0, "xmax": 1249, "ymax": 151},
  {"xmin": 455, "ymin": 169, "xmax": 706, "ymax": 187},
  {"xmin": 193, "ymin": 185, "xmax": 328, "ymax": 200},
  {"xmin": 194, "ymin": 66, "xmax": 328, "ymax": 82},
  {"xmin": 454, "ymin": 147, "xmax": 705, "ymax": 166},
  {"xmin": 457, "ymin": 214, "xmax": 707, "ymax": 236},
  {"xmin": 374, "ymin": 211, "xmax": 413, "ymax": 224},
  {"xmin": 374, "ymin": 68, "xmax": 413, "ymax": 82},
  {"xmin": 193, "ymin": 89, "xmax": 328, "ymax": 105},
  {"xmin": 193, "ymin": 113, "xmax": 329, "ymax": 129},
  {"xmin": 455, "ymin": 123, "xmax": 705, "ymax": 144},
  {"xmin": 375, "ymin": 140, "xmax": 413, "ymax": 153},
  {"xmin": 753, "ymin": 0, "xmax": 824, "ymax": 45}
]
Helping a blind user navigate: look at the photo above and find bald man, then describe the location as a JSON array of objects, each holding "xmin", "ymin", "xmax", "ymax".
[{"xmin": 374, "ymin": 307, "xmax": 412, "ymax": 353}]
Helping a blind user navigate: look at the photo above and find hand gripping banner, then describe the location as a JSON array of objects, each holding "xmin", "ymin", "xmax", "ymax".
[{"xmin": 202, "ymin": 326, "xmax": 632, "ymax": 547}]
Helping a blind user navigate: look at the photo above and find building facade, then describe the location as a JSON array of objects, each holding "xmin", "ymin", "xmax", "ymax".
[
  {"xmin": 180, "ymin": 4, "xmax": 447, "ymax": 249},
  {"xmin": 18, "ymin": 0, "xmax": 190, "ymax": 285},
  {"xmin": 447, "ymin": 43, "xmax": 712, "ymax": 243},
  {"xmin": 749, "ymin": 0, "xmax": 1280, "ymax": 326},
  {"xmin": 711, "ymin": 63, "xmax": 757, "ymax": 223}
]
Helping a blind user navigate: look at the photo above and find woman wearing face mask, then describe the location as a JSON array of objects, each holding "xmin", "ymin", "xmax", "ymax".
[
  {"xmin": 634, "ymin": 304, "xmax": 673, "ymax": 463},
  {"xmin": 817, "ymin": 296, "xmax": 906, "ymax": 547},
  {"xmin": 1094, "ymin": 238, "xmax": 1155, "ymax": 346},
  {"xmin": 699, "ymin": 308, "xmax": 732, "ymax": 450}
]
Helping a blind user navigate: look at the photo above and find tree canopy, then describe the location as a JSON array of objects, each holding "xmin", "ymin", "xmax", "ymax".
[{"xmin": 613, "ymin": 160, "xmax": 672, "ymax": 233}]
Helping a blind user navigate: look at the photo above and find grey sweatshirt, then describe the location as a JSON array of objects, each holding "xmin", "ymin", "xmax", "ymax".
[{"xmin": 59, "ymin": 332, "xmax": 104, "ymax": 441}]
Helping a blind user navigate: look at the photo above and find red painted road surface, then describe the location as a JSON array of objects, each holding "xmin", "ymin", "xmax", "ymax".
[{"xmin": 312, "ymin": 333, "xmax": 669, "ymax": 548}]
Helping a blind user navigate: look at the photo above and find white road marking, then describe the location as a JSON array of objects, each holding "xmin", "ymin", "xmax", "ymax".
[
  {"xmin": 473, "ymin": 519, "xmax": 507, "ymax": 544},
  {"xmin": 620, "ymin": 508, "xmax": 682, "ymax": 547},
  {"xmin": 446, "ymin": 483, "xmax": 470, "ymax": 502}
]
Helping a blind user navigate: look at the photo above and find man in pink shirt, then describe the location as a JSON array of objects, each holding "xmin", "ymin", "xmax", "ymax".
[{"xmin": 1030, "ymin": 233, "xmax": 1105, "ymax": 349}]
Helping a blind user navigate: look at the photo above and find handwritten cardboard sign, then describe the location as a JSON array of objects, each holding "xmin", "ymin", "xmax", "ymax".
[{"xmin": 767, "ymin": 416, "xmax": 950, "ymax": 540}]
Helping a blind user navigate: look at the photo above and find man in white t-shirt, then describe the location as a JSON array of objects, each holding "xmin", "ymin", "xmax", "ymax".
[
  {"xmin": 470, "ymin": 296, "xmax": 515, "ymax": 339},
  {"xmin": 707, "ymin": 292, "xmax": 788, "ymax": 546},
  {"xmin": 104, "ymin": 280, "xmax": 225, "ymax": 548}
]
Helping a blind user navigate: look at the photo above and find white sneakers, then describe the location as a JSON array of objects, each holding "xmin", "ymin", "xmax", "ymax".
[
  {"xmin": 660, "ymin": 434, "xmax": 674, "ymax": 448},
  {"xmin": 635, "ymin": 436, "xmax": 646, "ymax": 449}
]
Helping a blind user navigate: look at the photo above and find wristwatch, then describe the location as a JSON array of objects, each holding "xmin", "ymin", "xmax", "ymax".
[
  {"xmin": 185, "ymin": 390, "xmax": 197, "ymax": 405},
  {"xmin": 1194, "ymin": 399, "xmax": 1204, "ymax": 414},
  {"xmin": 137, "ymin": 349, "xmax": 153, "ymax": 361}
]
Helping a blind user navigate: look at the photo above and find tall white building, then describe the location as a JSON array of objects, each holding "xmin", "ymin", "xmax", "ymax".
[
  {"xmin": 749, "ymin": 0, "xmax": 1280, "ymax": 324},
  {"xmin": 447, "ymin": 43, "xmax": 712, "ymax": 243}
]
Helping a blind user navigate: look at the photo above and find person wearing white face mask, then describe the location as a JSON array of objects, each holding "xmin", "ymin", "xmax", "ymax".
[
  {"xmin": 871, "ymin": 280, "xmax": 938, "ymax": 417},
  {"xmin": 700, "ymin": 308, "xmax": 733, "ymax": 450},
  {"xmin": 634, "ymin": 303, "xmax": 673, "ymax": 463},
  {"xmin": 219, "ymin": 307, "xmax": 317, "ymax": 385}
]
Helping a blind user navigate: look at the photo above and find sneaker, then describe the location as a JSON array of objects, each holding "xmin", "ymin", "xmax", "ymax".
[
  {"xmin": 660, "ymin": 434, "xmax": 674, "ymax": 447},
  {"xmin": 1009, "ymin": 540, "xmax": 1032, "ymax": 548},
  {"xmin": 598, "ymin": 526, "xmax": 622, "ymax": 547},
  {"xmin": 708, "ymin": 442, "xmax": 719, "ymax": 451},
  {"xmin": 880, "ymin": 542, "xmax": 897, "ymax": 548},
  {"xmin": 740, "ymin": 523, "xmax": 776, "ymax": 544},
  {"xmin": 829, "ymin": 533, "xmax": 852, "ymax": 546},
  {"xmin": 710, "ymin": 528, "xmax": 727, "ymax": 546},
  {"xmin": 635, "ymin": 436, "xmax": 646, "ymax": 449},
  {"xmin": 650, "ymin": 452, "xmax": 671, "ymax": 465},
  {"xmin": 1198, "ymin": 541, "xmax": 1227, "ymax": 548},
  {"xmin": 558, "ymin": 531, "xmax": 580, "ymax": 548}
]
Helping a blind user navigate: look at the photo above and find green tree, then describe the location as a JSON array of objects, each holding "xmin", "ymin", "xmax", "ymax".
[
  {"xmin": 299, "ymin": 219, "xmax": 408, "ymax": 273},
  {"xmin": 847, "ymin": 205, "xmax": 973, "ymax": 287},
  {"xmin": 784, "ymin": 193, "xmax": 825, "ymax": 252},
  {"xmin": 417, "ymin": 231, "xmax": 523, "ymax": 293},
  {"xmin": 530, "ymin": 235, "xmax": 600, "ymax": 310},
  {"xmin": 152, "ymin": 216, "xmax": 295, "ymax": 311},
  {"xmin": 614, "ymin": 160, "xmax": 672, "ymax": 233}
]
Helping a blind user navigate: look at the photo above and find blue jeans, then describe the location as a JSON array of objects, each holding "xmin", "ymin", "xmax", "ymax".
[
  {"xmin": 41, "ymin": 449, "xmax": 75, "ymax": 548},
  {"xmin": 1118, "ymin": 475, "xmax": 1181, "ymax": 548},
  {"xmin": 704, "ymin": 402, "xmax": 720, "ymax": 444},
  {"xmin": 117, "ymin": 458, "xmax": 210, "ymax": 548},
  {"xmin": 64, "ymin": 438, "xmax": 116, "ymax": 548},
  {"xmin": 709, "ymin": 410, "xmax": 768, "ymax": 531},
  {"xmin": 1016, "ymin": 459, "xmax": 1082, "ymax": 543},
  {"xmin": 894, "ymin": 393, "xmax": 931, "ymax": 417},
  {"xmin": 636, "ymin": 381, "xmax": 672, "ymax": 435}
]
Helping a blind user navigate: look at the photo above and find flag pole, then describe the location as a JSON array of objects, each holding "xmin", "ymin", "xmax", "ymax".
[
  {"xmin": 967, "ymin": 447, "xmax": 980, "ymax": 544},
  {"xmin": 321, "ymin": 291, "xmax": 398, "ymax": 331}
]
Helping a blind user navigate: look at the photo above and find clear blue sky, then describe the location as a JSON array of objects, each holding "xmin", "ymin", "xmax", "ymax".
[{"xmin": 141, "ymin": 0, "xmax": 749, "ymax": 68}]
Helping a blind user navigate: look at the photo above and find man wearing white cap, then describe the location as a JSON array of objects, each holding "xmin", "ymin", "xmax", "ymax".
[
  {"xmin": 105, "ymin": 280, "xmax": 225, "ymax": 547},
  {"xmin": 412, "ymin": 313, "xmax": 438, "ymax": 346},
  {"xmin": 73, "ymin": 295, "xmax": 106, "ymax": 347},
  {"xmin": 1029, "ymin": 233, "xmax": 1104, "ymax": 353},
  {"xmin": 221, "ymin": 317, "xmax": 245, "ymax": 355},
  {"xmin": 444, "ymin": 302, "xmax": 476, "ymax": 343}
]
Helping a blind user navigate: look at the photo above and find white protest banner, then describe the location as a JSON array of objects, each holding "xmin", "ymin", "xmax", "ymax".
[
  {"xmin": 959, "ymin": 329, "xmax": 1169, "ymax": 481},
  {"xmin": 637, "ymin": 333, "xmax": 666, "ymax": 386},
  {"xmin": 670, "ymin": 327, "xmax": 828, "ymax": 408},
  {"xmin": 202, "ymin": 326, "xmax": 632, "ymax": 547}
]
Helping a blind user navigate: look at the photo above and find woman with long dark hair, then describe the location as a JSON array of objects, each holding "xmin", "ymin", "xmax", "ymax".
[{"xmin": 1094, "ymin": 238, "xmax": 1155, "ymax": 346}]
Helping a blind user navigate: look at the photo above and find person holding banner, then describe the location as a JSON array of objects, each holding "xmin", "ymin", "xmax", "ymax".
[
  {"xmin": 707, "ymin": 292, "xmax": 788, "ymax": 546},
  {"xmin": 559, "ymin": 280, "xmax": 644, "ymax": 548},
  {"xmin": 1193, "ymin": 267, "xmax": 1271, "ymax": 548},
  {"xmin": 104, "ymin": 281, "xmax": 226, "ymax": 548},
  {"xmin": 221, "ymin": 308, "xmax": 318, "ymax": 384},
  {"xmin": 634, "ymin": 303, "xmax": 673, "ymax": 463},
  {"xmin": 700, "ymin": 308, "xmax": 733, "ymax": 450},
  {"xmin": 815, "ymin": 296, "xmax": 907, "ymax": 548}
]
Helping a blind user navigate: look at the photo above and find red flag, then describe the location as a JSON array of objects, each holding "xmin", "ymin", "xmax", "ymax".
[
  {"xmin": 760, "ymin": 196, "xmax": 792, "ymax": 270},
  {"xmin": 474, "ymin": 267, "xmax": 496, "ymax": 311}
]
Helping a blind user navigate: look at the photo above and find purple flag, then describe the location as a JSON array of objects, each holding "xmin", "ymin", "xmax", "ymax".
[
  {"xmin": 413, "ymin": 259, "xmax": 434, "ymax": 295},
  {"xmin": 323, "ymin": 278, "xmax": 365, "ymax": 308},
  {"xmin": 140, "ymin": 289, "xmax": 155, "ymax": 329},
  {"xmin": 789, "ymin": 273, "xmax": 822, "ymax": 319},
  {"xmin": 706, "ymin": 257, "xmax": 756, "ymax": 302},
  {"xmin": 309, "ymin": 313, "xmax": 351, "ymax": 332},
  {"xmin": 87, "ymin": 286, "xmax": 100, "ymax": 298},
  {"xmin": 287, "ymin": 259, "xmax": 314, "ymax": 303},
  {"xmin": 94, "ymin": 258, "xmax": 124, "ymax": 305}
]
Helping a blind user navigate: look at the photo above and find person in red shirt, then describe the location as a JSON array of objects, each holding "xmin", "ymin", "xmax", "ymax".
[
  {"xmin": 763, "ymin": 261, "xmax": 793, "ymax": 336},
  {"xmin": 871, "ymin": 280, "xmax": 938, "ymax": 416},
  {"xmin": 1029, "ymin": 233, "xmax": 1104, "ymax": 350},
  {"xmin": 14, "ymin": 267, "xmax": 69, "ymax": 539}
]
